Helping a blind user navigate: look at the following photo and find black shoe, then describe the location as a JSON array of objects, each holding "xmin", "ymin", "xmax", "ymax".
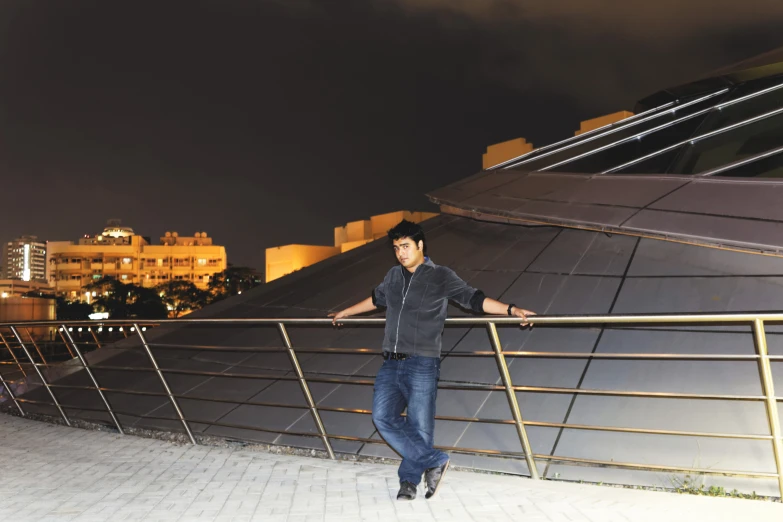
[
  {"xmin": 397, "ymin": 480, "xmax": 417, "ymax": 501},
  {"xmin": 424, "ymin": 460, "xmax": 450, "ymax": 499}
]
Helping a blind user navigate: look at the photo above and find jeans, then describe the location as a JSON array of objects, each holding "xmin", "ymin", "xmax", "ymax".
[{"xmin": 371, "ymin": 355, "xmax": 449, "ymax": 485}]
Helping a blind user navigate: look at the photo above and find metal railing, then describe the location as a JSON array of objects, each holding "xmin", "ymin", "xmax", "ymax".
[{"xmin": 1, "ymin": 313, "xmax": 782, "ymax": 497}]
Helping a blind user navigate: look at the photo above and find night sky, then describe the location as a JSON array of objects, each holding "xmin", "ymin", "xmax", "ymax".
[{"xmin": 1, "ymin": 1, "xmax": 781, "ymax": 273}]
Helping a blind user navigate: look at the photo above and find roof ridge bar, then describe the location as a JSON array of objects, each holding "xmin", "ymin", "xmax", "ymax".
[
  {"xmin": 489, "ymin": 100, "xmax": 677, "ymax": 170},
  {"xmin": 697, "ymin": 144, "xmax": 783, "ymax": 177},
  {"xmin": 500, "ymin": 87, "xmax": 729, "ymax": 169},
  {"xmin": 602, "ymin": 105, "xmax": 783, "ymax": 174},
  {"xmin": 541, "ymin": 80, "xmax": 783, "ymax": 173}
]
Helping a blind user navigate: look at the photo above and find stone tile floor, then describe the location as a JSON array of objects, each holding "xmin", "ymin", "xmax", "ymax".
[{"xmin": 1, "ymin": 413, "xmax": 780, "ymax": 521}]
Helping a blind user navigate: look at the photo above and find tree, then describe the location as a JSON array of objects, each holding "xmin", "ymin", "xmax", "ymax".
[
  {"xmin": 207, "ymin": 265, "xmax": 262, "ymax": 303},
  {"xmin": 156, "ymin": 280, "xmax": 208, "ymax": 318},
  {"xmin": 23, "ymin": 290, "xmax": 56, "ymax": 299},
  {"xmin": 85, "ymin": 276, "xmax": 131, "ymax": 318},
  {"xmin": 81, "ymin": 276, "xmax": 168, "ymax": 319},
  {"xmin": 56, "ymin": 297, "xmax": 93, "ymax": 321},
  {"xmin": 127, "ymin": 284, "xmax": 168, "ymax": 319}
]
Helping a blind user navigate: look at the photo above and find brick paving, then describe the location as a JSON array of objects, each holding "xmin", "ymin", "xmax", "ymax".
[{"xmin": 0, "ymin": 413, "xmax": 780, "ymax": 521}]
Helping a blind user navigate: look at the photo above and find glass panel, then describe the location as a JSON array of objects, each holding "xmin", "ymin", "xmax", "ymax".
[
  {"xmin": 612, "ymin": 146, "xmax": 685, "ymax": 175},
  {"xmin": 682, "ymin": 80, "xmax": 783, "ymax": 139},
  {"xmin": 557, "ymin": 116, "xmax": 706, "ymax": 174},
  {"xmin": 677, "ymin": 111, "xmax": 783, "ymax": 174},
  {"xmin": 726, "ymin": 74, "xmax": 783, "ymax": 98},
  {"xmin": 519, "ymin": 91, "xmax": 728, "ymax": 172},
  {"xmin": 713, "ymin": 150, "xmax": 783, "ymax": 178},
  {"xmin": 597, "ymin": 79, "xmax": 783, "ymax": 175}
]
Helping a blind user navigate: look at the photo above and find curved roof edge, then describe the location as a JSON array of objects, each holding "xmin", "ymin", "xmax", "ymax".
[
  {"xmin": 427, "ymin": 171, "xmax": 783, "ymax": 257},
  {"xmin": 637, "ymin": 47, "xmax": 783, "ymax": 111}
]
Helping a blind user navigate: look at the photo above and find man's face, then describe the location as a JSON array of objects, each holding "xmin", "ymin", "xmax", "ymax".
[{"xmin": 393, "ymin": 237, "xmax": 424, "ymax": 270}]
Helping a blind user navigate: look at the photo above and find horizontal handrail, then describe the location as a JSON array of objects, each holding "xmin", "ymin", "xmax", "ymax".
[
  {"xmin": 13, "ymin": 397, "xmax": 780, "ymax": 479},
  {"xmin": 27, "ymin": 382, "xmax": 776, "ymax": 440},
  {"xmin": 9, "ymin": 310, "xmax": 783, "ymax": 328}
]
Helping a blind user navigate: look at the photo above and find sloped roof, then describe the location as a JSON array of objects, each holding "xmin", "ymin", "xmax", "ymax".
[
  {"xmin": 437, "ymin": 53, "xmax": 783, "ymax": 255},
  {"xmin": 429, "ymin": 171, "xmax": 783, "ymax": 255}
]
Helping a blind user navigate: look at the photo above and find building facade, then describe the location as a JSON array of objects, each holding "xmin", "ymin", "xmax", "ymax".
[
  {"xmin": 265, "ymin": 210, "xmax": 438, "ymax": 283},
  {"xmin": 1, "ymin": 236, "xmax": 47, "ymax": 282},
  {"xmin": 0, "ymin": 279, "xmax": 54, "ymax": 298},
  {"xmin": 48, "ymin": 224, "xmax": 227, "ymax": 297}
]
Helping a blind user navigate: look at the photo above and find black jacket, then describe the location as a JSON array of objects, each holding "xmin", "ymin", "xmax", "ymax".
[{"xmin": 373, "ymin": 258, "xmax": 484, "ymax": 358}]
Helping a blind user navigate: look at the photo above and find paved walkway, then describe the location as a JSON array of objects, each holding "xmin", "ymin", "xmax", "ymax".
[{"xmin": 0, "ymin": 414, "xmax": 780, "ymax": 522}]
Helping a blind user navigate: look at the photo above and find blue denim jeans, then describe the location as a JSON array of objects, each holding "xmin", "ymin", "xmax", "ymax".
[{"xmin": 371, "ymin": 355, "xmax": 449, "ymax": 485}]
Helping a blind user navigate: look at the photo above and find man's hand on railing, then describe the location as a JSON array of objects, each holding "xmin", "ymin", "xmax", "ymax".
[
  {"xmin": 481, "ymin": 297, "xmax": 536, "ymax": 327},
  {"xmin": 510, "ymin": 307, "xmax": 536, "ymax": 328},
  {"xmin": 328, "ymin": 310, "xmax": 349, "ymax": 326},
  {"xmin": 329, "ymin": 297, "xmax": 377, "ymax": 326}
]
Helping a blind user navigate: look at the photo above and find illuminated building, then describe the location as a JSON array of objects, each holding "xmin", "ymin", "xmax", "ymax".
[
  {"xmin": 0, "ymin": 279, "xmax": 54, "ymax": 298},
  {"xmin": 47, "ymin": 222, "xmax": 227, "ymax": 297},
  {"xmin": 265, "ymin": 210, "xmax": 438, "ymax": 283},
  {"xmin": 1, "ymin": 236, "xmax": 47, "ymax": 282}
]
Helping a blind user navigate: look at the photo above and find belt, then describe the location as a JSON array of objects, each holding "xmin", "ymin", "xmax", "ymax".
[{"xmin": 383, "ymin": 352, "xmax": 410, "ymax": 360}]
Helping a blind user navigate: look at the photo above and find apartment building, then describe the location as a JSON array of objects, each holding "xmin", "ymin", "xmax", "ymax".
[
  {"xmin": 48, "ymin": 224, "xmax": 227, "ymax": 297},
  {"xmin": 2, "ymin": 236, "xmax": 47, "ymax": 282}
]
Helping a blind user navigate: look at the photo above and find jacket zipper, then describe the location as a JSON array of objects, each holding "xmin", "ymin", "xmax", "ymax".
[{"xmin": 393, "ymin": 265, "xmax": 417, "ymax": 353}]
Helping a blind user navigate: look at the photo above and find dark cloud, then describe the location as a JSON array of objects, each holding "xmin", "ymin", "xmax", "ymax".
[
  {"xmin": 381, "ymin": 0, "xmax": 783, "ymax": 107},
  {"xmin": 389, "ymin": 0, "xmax": 783, "ymax": 36},
  {"xmin": 0, "ymin": 1, "xmax": 780, "ymax": 272}
]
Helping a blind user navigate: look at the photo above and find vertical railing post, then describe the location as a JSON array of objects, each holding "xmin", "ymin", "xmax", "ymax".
[
  {"xmin": 487, "ymin": 321, "xmax": 540, "ymax": 479},
  {"xmin": 89, "ymin": 328, "xmax": 102, "ymax": 349},
  {"xmin": 0, "ymin": 327, "xmax": 28, "ymax": 415},
  {"xmin": 134, "ymin": 323, "xmax": 196, "ymax": 444},
  {"xmin": 24, "ymin": 328, "xmax": 48, "ymax": 366},
  {"xmin": 278, "ymin": 323, "xmax": 336, "ymax": 459},
  {"xmin": 752, "ymin": 318, "xmax": 783, "ymax": 499},
  {"xmin": 0, "ymin": 329, "xmax": 27, "ymax": 378},
  {"xmin": 61, "ymin": 325, "xmax": 124, "ymax": 434},
  {"xmin": 0, "ymin": 357, "xmax": 25, "ymax": 416},
  {"xmin": 9, "ymin": 325, "xmax": 70, "ymax": 426},
  {"xmin": 57, "ymin": 329, "xmax": 76, "ymax": 358}
]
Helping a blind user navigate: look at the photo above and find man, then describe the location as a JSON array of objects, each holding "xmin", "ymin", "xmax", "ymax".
[{"xmin": 330, "ymin": 220, "xmax": 535, "ymax": 501}]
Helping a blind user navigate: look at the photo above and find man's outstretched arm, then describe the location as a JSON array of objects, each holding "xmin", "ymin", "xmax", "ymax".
[
  {"xmin": 481, "ymin": 297, "xmax": 536, "ymax": 327},
  {"xmin": 329, "ymin": 297, "xmax": 377, "ymax": 325},
  {"xmin": 443, "ymin": 268, "xmax": 535, "ymax": 327}
]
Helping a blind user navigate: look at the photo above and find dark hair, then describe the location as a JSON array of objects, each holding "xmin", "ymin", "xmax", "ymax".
[{"xmin": 387, "ymin": 219, "xmax": 427, "ymax": 255}]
